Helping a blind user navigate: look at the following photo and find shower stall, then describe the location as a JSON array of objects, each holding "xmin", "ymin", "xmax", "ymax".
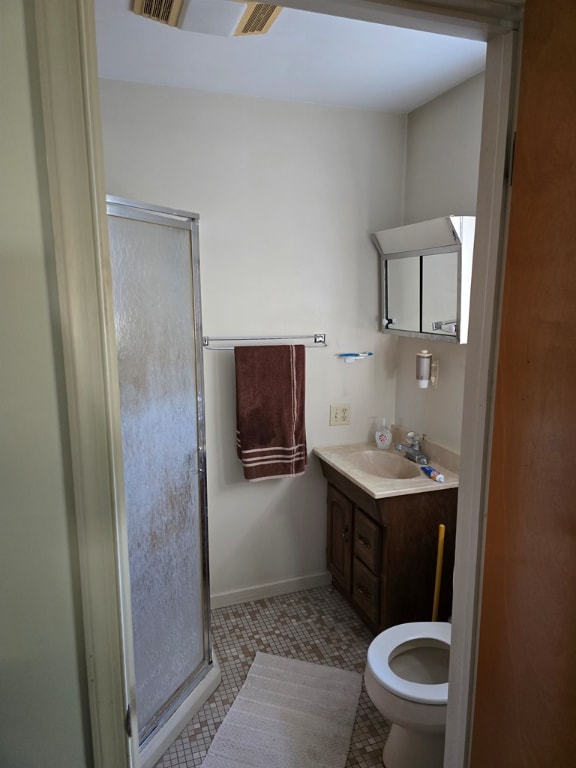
[{"xmin": 106, "ymin": 197, "xmax": 220, "ymax": 766}]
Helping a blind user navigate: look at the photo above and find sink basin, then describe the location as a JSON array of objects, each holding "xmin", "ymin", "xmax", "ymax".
[
  {"xmin": 314, "ymin": 441, "xmax": 458, "ymax": 499},
  {"xmin": 347, "ymin": 450, "xmax": 422, "ymax": 479}
]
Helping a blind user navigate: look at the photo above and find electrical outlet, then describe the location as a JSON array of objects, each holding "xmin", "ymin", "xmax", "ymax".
[{"xmin": 330, "ymin": 404, "xmax": 351, "ymax": 426}]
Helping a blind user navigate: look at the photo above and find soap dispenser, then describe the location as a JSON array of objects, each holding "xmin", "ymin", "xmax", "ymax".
[{"xmin": 375, "ymin": 418, "xmax": 392, "ymax": 450}]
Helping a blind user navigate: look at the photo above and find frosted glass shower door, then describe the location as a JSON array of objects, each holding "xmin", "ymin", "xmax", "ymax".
[{"xmin": 106, "ymin": 199, "xmax": 210, "ymax": 747}]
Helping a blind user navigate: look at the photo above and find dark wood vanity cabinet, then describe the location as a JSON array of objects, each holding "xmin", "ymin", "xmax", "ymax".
[
  {"xmin": 326, "ymin": 485, "xmax": 353, "ymax": 594},
  {"xmin": 322, "ymin": 462, "xmax": 457, "ymax": 633}
]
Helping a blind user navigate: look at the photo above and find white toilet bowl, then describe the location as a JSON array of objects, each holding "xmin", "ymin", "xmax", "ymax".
[{"xmin": 364, "ymin": 621, "xmax": 451, "ymax": 768}]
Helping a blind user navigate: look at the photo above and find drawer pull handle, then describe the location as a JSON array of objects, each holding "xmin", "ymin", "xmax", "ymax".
[
  {"xmin": 341, "ymin": 525, "xmax": 349, "ymax": 539},
  {"xmin": 357, "ymin": 585, "xmax": 370, "ymax": 598},
  {"xmin": 358, "ymin": 535, "xmax": 371, "ymax": 548}
]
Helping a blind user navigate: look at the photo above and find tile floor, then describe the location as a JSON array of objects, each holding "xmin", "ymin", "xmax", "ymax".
[{"xmin": 154, "ymin": 585, "xmax": 389, "ymax": 767}]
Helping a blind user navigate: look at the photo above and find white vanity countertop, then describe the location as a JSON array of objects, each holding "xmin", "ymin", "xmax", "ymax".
[{"xmin": 313, "ymin": 438, "xmax": 459, "ymax": 500}]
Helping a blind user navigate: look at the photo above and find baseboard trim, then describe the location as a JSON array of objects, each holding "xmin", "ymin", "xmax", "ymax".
[{"xmin": 210, "ymin": 572, "xmax": 332, "ymax": 609}]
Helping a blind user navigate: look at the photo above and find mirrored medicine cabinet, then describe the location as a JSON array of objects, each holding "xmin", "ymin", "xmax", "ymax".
[{"xmin": 372, "ymin": 216, "xmax": 475, "ymax": 344}]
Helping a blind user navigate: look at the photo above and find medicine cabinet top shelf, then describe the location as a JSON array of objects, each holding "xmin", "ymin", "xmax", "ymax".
[{"xmin": 372, "ymin": 216, "xmax": 475, "ymax": 344}]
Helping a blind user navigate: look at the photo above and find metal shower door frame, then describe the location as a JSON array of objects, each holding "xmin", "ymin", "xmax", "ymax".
[{"xmin": 105, "ymin": 195, "xmax": 212, "ymax": 751}]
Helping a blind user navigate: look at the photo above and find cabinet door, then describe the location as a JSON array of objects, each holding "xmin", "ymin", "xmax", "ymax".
[
  {"xmin": 386, "ymin": 257, "xmax": 420, "ymax": 331},
  {"xmin": 422, "ymin": 250, "xmax": 459, "ymax": 336},
  {"xmin": 326, "ymin": 486, "xmax": 353, "ymax": 593}
]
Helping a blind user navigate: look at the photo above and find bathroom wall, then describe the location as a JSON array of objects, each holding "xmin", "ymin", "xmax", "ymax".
[
  {"xmin": 404, "ymin": 73, "xmax": 484, "ymax": 224},
  {"xmin": 99, "ymin": 80, "xmax": 406, "ymax": 602},
  {"xmin": 0, "ymin": 4, "xmax": 90, "ymax": 766},
  {"xmin": 395, "ymin": 74, "xmax": 485, "ymax": 451}
]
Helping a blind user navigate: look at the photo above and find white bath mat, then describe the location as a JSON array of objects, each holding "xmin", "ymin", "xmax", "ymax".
[{"xmin": 200, "ymin": 651, "xmax": 361, "ymax": 768}]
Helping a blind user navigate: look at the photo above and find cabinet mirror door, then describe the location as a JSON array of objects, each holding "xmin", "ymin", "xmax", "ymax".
[
  {"xmin": 386, "ymin": 256, "xmax": 420, "ymax": 331},
  {"xmin": 421, "ymin": 250, "xmax": 459, "ymax": 337}
]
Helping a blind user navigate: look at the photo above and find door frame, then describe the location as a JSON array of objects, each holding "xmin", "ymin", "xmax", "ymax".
[
  {"xmin": 32, "ymin": 1, "xmax": 522, "ymax": 766},
  {"xmin": 445, "ymin": 28, "xmax": 518, "ymax": 767},
  {"xmin": 33, "ymin": 1, "xmax": 137, "ymax": 765}
]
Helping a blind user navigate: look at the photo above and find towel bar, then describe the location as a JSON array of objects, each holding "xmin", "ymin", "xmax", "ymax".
[{"xmin": 202, "ymin": 333, "xmax": 327, "ymax": 350}]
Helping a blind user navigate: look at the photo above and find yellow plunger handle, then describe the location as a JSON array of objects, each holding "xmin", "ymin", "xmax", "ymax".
[{"xmin": 432, "ymin": 524, "xmax": 446, "ymax": 621}]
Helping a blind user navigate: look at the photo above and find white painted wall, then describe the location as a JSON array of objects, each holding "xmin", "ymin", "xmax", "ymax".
[
  {"xmin": 99, "ymin": 80, "xmax": 406, "ymax": 602},
  {"xmin": 0, "ymin": 4, "xmax": 90, "ymax": 766},
  {"xmin": 404, "ymin": 74, "xmax": 484, "ymax": 224},
  {"xmin": 395, "ymin": 74, "xmax": 484, "ymax": 451}
]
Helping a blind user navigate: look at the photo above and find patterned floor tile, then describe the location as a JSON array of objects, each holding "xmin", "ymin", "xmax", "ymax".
[{"xmin": 154, "ymin": 586, "xmax": 389, "ymax": 767}]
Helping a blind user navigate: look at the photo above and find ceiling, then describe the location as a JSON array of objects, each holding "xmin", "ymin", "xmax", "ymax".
[{"xmin": 94, "ymin": 0, "xmax": 488, "ymax": 112}]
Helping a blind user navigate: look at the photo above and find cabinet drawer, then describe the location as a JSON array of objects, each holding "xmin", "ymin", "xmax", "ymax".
[
  {"xmin": 354, "ymin": 508, "xmax": 381, "ymax": 573},
  {"xmin": 352, "ymin": 557, "xmax": 380, "ymax": 626}
]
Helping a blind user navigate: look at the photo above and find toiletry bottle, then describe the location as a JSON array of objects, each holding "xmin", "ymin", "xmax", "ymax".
[
  {"xmin": 375, "ymin": 418, "xmax": 392, "ymax": 450},
  {"xmin": 421, "ymin": 465, "xmax": 445, "ymax": 482}
]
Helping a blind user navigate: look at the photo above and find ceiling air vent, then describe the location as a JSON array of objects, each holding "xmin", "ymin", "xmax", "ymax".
[
  {"xmin": 132, "ymin": 0, "xmax": 281, "ymax": 36},
  {"xmin": 234, "ymin": 3, "xmax": 282, "ymax": 35},
  {"xmin": 132, "ymin": 0, "xmax": 185, "ymax": 27}
]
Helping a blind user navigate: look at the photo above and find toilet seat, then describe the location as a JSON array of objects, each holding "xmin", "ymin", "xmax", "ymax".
[{"xmin": 367, "ymin": 622, "xmax": 450, "ymax": 705}]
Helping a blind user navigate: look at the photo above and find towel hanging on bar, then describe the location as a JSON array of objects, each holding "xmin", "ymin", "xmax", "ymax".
[{"xmin": 234, "ymin": 345, "xmax": 307, "ymax": 481}]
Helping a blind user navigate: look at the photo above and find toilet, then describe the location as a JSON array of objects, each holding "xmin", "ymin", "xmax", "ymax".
[{"xmin": 364, "ymin": 621, "xmax": 451, "ymax": 768}]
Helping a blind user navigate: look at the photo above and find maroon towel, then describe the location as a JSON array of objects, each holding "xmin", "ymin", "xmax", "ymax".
[{"xmin": 234, "ymin": 345, "xmax": 307, "ymax": 481}]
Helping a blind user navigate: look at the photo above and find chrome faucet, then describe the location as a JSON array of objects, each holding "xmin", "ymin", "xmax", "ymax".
[{"xmin": 395, "ymin": 431, "xmax": 429, "ymax": 465}]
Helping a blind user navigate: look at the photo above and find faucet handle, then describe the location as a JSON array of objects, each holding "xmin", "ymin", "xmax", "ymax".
[{"xmin": 407, "ymin": 431, "xmax": 424, "ymax": 449}]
